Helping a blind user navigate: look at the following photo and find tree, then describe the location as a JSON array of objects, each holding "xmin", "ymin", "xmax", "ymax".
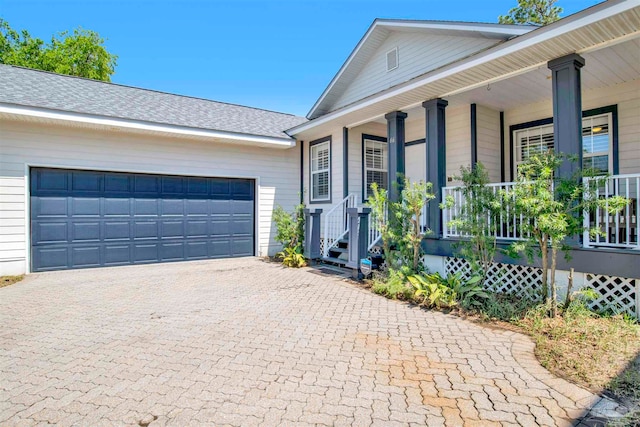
[
  {"xmin": 0, "ymin": 19, "xmax": 117, "ymax": 81},
  {"xmin": 505, "ymin": 152, "xmax": 627, "ymax": 317},
  {"xmin": 498, "ymin": 0, "xmax": 562, "ymax": 26}
]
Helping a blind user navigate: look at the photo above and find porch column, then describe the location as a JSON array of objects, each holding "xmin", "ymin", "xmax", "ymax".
[
  {"xmin": 306, "ymin": 209, "xmax": 322, "ymax": 260},
  {"xmin": 346, "ymin": 207, "xmax": 371, "ymax": 279},
  {"xmin": 548, "ymin": 53, "xmax": 585, "ymax": 180},
  {"xmin": 422, "ymin": 98, "xmax": 448, "ymax": 238},
  {"xmin": 385, "ymin": 111, "xmax": 408, "ymax": 203}
]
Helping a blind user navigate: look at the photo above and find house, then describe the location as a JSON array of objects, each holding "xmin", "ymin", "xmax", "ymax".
[
  {"xmin": 0, "ymin": 66, "xmax": 306, "ymax": 274},
  {"xmin": 286, "ymin": 0, "xmax": 640, "ymax": 314},
  {"xmin": 0, "ymin": 0, "xmax": 638, "ymax": 310}
]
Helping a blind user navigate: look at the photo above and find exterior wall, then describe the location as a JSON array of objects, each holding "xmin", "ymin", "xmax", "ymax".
[
  {"xmin": 0, "ymin": 120, "xmax": 300, "ymax": 275},
  {"xmin": 503, "ymin": 79, "xmax": 640, "ymax": 180},
  {"xmin": 332, "ymin": 32, "xmax": 499, "ymax": 112},
  {"xmin": 476, "ymin": 105, "xmax": 502, "ymax": 183},
  {"xmin": 444, "ymin": 105, "xmax": 471, "ymax": 185},
  {"xmin": 347, "ymin": 122, "xmax": 386, "ymax": 203}
]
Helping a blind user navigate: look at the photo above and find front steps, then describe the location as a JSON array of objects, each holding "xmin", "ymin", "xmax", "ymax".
[{"xmin": 322, "ymin": 238, "xmax": 349, "ymax": 267}]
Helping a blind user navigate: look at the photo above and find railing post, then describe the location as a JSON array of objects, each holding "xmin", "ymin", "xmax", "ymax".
[
  {"xmin": 582, "ymin": 178, "xmax": 591, "ymax": 248},
  {"xmin": 309, "ymin": 209, "xmax": 323, "ymax": 260},
  {"xmin": 346, "ymin": 207, "xmax": 371, "ymax": 279},
  {"xmin": 303, "ymin": 208, "xmax": 312, "ymax": 258}
]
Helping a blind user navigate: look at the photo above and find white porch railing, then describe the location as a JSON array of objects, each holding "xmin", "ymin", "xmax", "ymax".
[
  {"xmin": 368, "ymin": 204, "xmax": 386, "ymax": 251},
  {"xmin": 322, "ymin": 193, "xmax": 357, "ymax": 257},
  {"xmin": 583, "ymin": 173, "xmax": 640, "ymax": 250},
  {"xmin": 442, "ymin": 182, "xmax": 531, "ymax": 241}
]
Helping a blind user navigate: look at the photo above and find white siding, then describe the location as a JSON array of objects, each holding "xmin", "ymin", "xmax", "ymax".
[
  {"xmin": 445, "ymin": 105, "xmax": 471, "ymax": 184},
  {"xmin": 476, "ymin": 105, "xmax": 502, "ymax": 183},
  {"xmin": 504, "ymin": 79, "xmax": 640, "ymax": 180},
  {"xmin": 0, "ymin": 120, "xmax": 300, "ymax": 275},
  {"xmin": 332, "ymin": 32, "xmax": 499, "ymax": 112}
]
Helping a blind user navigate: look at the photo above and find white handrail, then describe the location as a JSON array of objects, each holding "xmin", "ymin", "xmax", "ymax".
[
  {"xmin": 583, "ymin": 173, "xmax": 639, "ymax": 250},
  {"xmin": 323, "ymin": 193, "xmax": 357, "ymax": 257},
  {"xmin": 368, "ymin": 203, "xmax": 386, "ymax": 251}
]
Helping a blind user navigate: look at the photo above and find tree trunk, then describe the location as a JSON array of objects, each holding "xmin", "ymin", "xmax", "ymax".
[
  {"xmin": 540, "ymin": 237, "xmax": 548, "ymax": 303},
  {"xmin": 564, "ymin": 268, "xmax": 574, "ymax": 310},
  {"xmin": 550, "ymin": 245, "xmax": 558, "ymax": 317}
]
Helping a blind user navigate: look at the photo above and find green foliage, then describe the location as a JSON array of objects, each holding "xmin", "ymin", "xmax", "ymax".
[
  {"xmin": 272, "ymin": 203, "xmax": 305, "ymax": 251},
  {"xmin": 498, "ymin": 0, "xmax": 562, "ymax": 25},
  {"xmin": 397, "ymin": 179, "xmax": 435, "ymax": 272},
  {"xmin": 0, "ymin": 19, "xmax": 117, "ymax": 81},
  {"xmin": 441, "ymin": 164, "xmax": 500, "ymax": 284},
  {"xmin": 504, "ymin": 151, "xmax": 629, "ymax": 316},
  {"xmin": 407, "ymin": 272, "xmax": 489, "ymax": 310},
  {"xmin": 368, "ymin": 178, "xmax": 434, "ymax": 278},
  {"xmin": 273, "ymin": 202, "xmax": 305, "ymax": 267},
  {"xmin": 276, "ymin": 247, "xmax": 307, "ymax": 268},
  {"xmin": 478, "ymin": 292, "xmax": 536, "ymax": 321},
  {"xmin": 371, "ymin": 270, "xmax": 413, "ymax": 300}
]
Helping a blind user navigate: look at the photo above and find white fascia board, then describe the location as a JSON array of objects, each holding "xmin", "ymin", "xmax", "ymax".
[
  {"xmin": 0, "ymin": 103, "xmax": 296, "ymax": 148},
  {"xmin": 377, "ymin": 20, "xmax": 536, "ymax": 37},
  {"xmin": 291, "ymin": 0, "xmax": 638, "ymax": 136}
]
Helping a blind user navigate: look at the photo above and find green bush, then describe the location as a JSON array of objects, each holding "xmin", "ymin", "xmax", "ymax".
[{"xmin": 273, "ymin": 202, "xmax": 305, "ymax": 267}]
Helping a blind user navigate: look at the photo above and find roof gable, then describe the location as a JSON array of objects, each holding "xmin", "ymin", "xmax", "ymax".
[{"xmin": 308, "ymin": 20, "xmax": 534, "ymax": 119}]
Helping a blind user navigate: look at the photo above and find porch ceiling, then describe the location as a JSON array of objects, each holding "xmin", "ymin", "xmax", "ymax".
[{"xmin": 289, "ymin": 2, "xmax": 640, "ymax": 137}]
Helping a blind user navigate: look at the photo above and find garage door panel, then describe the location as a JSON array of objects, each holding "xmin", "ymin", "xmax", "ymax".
[
  {"xmin": 134, "ymin": 175, "xmax": 160, "ymax": 193},
  {"xmin": 160, "ymin": 242, "xmax": 185, "ymax": 260},
  {"xmin": 104, "ymin": 198, "xmax": 130, "ymax": 216},
  {"xmin": 31, "ymin": 168, "xmax": 254, "ymax": 272},
  {"xmin": 134, "ymin": 244, "xmax": 159, "ymax": 262},
  {"xmin": 231, "ymin": 238, "xmax": 254, "ymax": 256},
  {"xmin": 71, "ymin": 222, "xmax": 100, "ymax": 242},
  {"xmin": 161, "ymin": 199, "xmax": 184, "ymax": 216},
  {"xmin": 186, "ymin": 241, "xmax": 208, "ymax": 259},
  {"xmin": 186, "ymin": 220, "xmax": 208, "ymax": 238},
  {"xmin": 105, "ymin": 174, "xmax": 131, "ymax": 193},
  {"xmin": 33, "ymin": 246, "xmax": 68, "ymax": 270},
  {"xmin": 104, "ymin": 244, "xmax": 131, "ymax": 265},
  {"xmin": 104, "ymin": 221, "xmax": 130, "ymax": 240},
  {"xmin": 134, "ymin": 199, "xmax": 159, "ymax": 216},
  {"xmin": 71, "ymin": 198, "xmax": 100, "ymax": 216},
  {"xmin": 33, "ymin": 222, "xmax": 68, "ymax": 244},
  {"xmin": 161, "ymin": 220, "xmax": 184, "ymax": 238},
  {"xmin": 34, "ymin": 198, "xmax": 68, "ymax": 217},
  {"xmin": 71, "ymin": 246, "xmax": 101, "ymax": 267},
  {"xmin": 186, "ymin": 200, "xmax": 208, "ymax": 215},
  {"xmin": 72, "ymin": 172, "xmax": 101, "ymax": 192}
]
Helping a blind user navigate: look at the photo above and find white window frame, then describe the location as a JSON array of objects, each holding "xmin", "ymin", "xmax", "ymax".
[
  {"xmin": 310, "ymin": 139, "xmax": 331, "ymax": 203},
  {"xmin": 364, "ymin": 138, "xmax": 388, "ymax": 199},
  {"xmin": 513, "ymin": 112, "xmax": 613, "ymax": 175}
]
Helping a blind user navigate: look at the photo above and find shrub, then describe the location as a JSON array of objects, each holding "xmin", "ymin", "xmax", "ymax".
[{"xmin": 273, "ymin": 202, "xmax": 305, "ymax": 267}]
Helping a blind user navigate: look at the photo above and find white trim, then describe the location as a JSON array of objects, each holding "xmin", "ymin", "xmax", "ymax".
[
  {"xmin": 292, "ymin": 0, "xmax": 638, "ymax": 134},
  {"xmin": 23, "ymin": 162, "xmax": 262, "ymax": 273},
  {"xmin": 0, "ymin": 103, "xmax": 296, "ymax": 148},
  {"xmin": 310, "ymin": 141, "xmax": 331, "ymax": 202}
]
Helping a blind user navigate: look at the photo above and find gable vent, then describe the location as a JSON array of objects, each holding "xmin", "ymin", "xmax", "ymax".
[{"xmin": 386, "ymin": 47, "xmax": 398, "ymax": 72}]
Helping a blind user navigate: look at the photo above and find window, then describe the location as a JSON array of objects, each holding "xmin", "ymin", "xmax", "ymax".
[
  {"xmin": 513, "ymin": 112, "xmax": 613, "ymax": 175},
  {"xmin": 364, "ymin": 138, "xmax": 388, "ymax": 199},
  {"xmin": 310, "ymin": 139, "xmax": 330, "ymax": 202}
]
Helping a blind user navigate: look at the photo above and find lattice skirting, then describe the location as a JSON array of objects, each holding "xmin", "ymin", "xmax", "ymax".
[
  {"xmin": 586, "ymin": 274, "xmax": 639, "ymax": 318},
  {"xmin": 443, "ymin": 257, "xmax": 543, "ymax": 301},
  {"xmin": 441, "ymin": 256, "xmax": 639, "ymax": 317},
  {"xmin": 319, "ymin": 238, "xmax": 325, "ymax": 256}
]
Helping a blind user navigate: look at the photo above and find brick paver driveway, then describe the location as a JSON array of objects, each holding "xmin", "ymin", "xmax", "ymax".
[{"xmin": 1, "ymin": 258, "xmax": 596, "ymax": 426}]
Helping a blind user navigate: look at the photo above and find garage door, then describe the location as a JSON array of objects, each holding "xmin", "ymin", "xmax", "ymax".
[{"xmin": 30, "ymin": 168, "xmax": 255, "ymax": 272}]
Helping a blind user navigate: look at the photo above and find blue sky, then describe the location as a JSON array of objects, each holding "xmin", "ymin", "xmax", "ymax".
[{"xmin": 2, "ymin": 0, "xmax": 600, "ymax": 116}]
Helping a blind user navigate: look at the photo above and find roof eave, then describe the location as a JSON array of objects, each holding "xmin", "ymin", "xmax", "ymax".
[
  {"xmin": 292, "ymin": 0, "xmax": 638, "ymax": 136},
  {"xmin": 0, "ymin": 103, "xmax": 297, "ymax": 148}
]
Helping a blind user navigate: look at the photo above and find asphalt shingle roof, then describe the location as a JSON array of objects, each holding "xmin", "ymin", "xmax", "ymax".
[{"xmin": 0, "ymin": 64, "xmax": 306, "ymax": 139}]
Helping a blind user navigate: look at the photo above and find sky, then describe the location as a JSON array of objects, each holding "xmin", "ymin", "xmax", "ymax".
[{"xmin": 1, "ymin": 0, "xmax": 601, "ymax": 117}]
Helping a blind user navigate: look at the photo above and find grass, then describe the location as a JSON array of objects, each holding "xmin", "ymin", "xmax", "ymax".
[{"xmin": 0, "ymin": 275, "xmax": 24, "ymax": 288}]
